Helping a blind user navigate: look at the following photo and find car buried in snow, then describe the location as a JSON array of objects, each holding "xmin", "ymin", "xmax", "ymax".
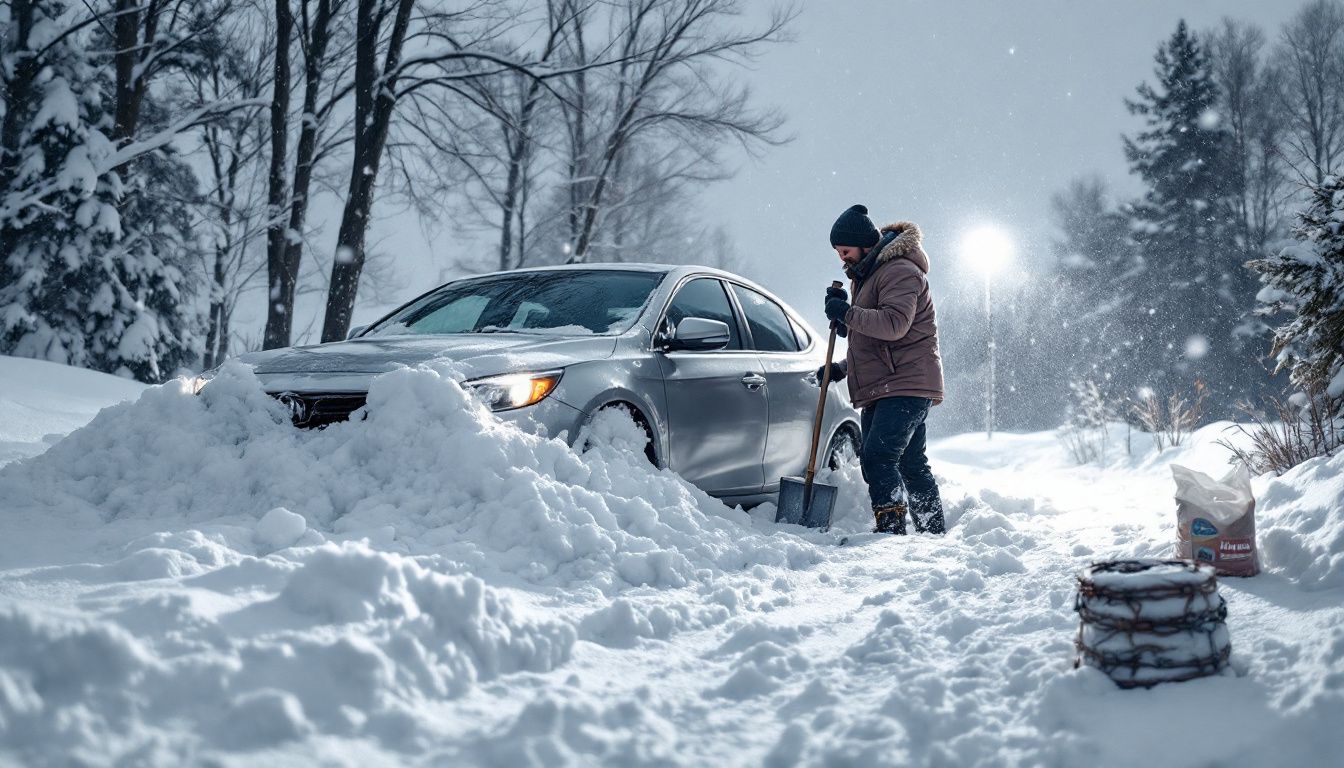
[{"xmin": 232, "ymin": 264, "xmax": 859, "ymax": 508}]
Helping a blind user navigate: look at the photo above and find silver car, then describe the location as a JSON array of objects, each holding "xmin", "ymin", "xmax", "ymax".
[{"xmin": 240, "ymin": 264, "xmax": 859, "ymax": 507}]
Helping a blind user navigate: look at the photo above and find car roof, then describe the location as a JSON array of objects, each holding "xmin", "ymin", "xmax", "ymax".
[
  {"xmin": 468, "ymin": 262, "xmax": 744, "ymax": 283},
  {"xmin": 453, "ymin": 262, "xmax": 793, "ymax": 312}
]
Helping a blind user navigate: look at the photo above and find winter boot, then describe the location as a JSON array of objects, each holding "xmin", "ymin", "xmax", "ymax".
[{"xmin": 873, "ymin": 502, "xmax": 908, "ymax": 535}]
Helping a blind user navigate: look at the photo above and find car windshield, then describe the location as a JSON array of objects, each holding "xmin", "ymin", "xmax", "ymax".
[{"xmin": 364, "ymin": 269, "xmax": 665, "ymax": 337}]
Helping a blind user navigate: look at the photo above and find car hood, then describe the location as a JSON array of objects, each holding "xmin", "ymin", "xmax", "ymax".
[{"xmin": 239, "ymin": 333, "xmax": 619, "ymax": 389}]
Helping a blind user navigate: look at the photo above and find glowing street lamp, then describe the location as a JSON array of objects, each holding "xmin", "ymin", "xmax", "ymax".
[{"xmin": 960, "ymin": 226, "xmax": 1015, "ymax": 440}]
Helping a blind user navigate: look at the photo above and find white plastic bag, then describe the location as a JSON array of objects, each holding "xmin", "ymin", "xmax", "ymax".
[{"xmin": 1172, "ymin": 464, "xmax": 1260, "ymax": 577}]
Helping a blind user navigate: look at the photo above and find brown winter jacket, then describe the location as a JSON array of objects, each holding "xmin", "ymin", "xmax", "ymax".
[{"xmin": 841, "ymin": 221, "xmax": 945, "ymax": 409}]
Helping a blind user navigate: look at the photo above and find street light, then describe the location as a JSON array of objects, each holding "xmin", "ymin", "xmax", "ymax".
[{"xmin": 960, "ymin": 226, "xmax": 1015, "ymax": 440}]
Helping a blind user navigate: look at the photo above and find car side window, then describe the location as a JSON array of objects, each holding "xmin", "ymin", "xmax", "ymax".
[
  {"xmin": 789, "ymin": 316, "xmax": 812, "ymax": 350},
  {"xmin": 732, "ymin": 285, "xmax": 801, "ymax": 352},
  {"xmin": 664, "ymin": 278, "xmax": 742, "ymax": 350}
]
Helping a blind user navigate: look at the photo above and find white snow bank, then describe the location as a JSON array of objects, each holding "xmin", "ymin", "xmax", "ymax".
[
  {"xmin": 0, "ymin": 360, "xmax": 819, "ymax": 588},
  {"xmin": 0, "ymin": 355, "xmax": 145, "ymax": 465},
  {"xmin": 1256, "ymin": 450, "xmax": 1344, "ymax": 590},
  {"xmin": 3, "ymin": 355, "xmax": 1340, "ymax": 767},
  {"xmin": 0, "ymin": 358, "xmax": 840, "ymax": 763},
  {"xmin": 0, "ymin": 541, "xmax": 573, "ymax": 762}
]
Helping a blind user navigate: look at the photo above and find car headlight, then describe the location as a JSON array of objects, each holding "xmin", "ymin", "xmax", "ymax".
[
  {"xmin": 464, "ymin": 370, "xmax": 563, "ymax": 411},
  {"xmin": 190, "ymin": 369, "xmax": 218, "ymax": 395}
]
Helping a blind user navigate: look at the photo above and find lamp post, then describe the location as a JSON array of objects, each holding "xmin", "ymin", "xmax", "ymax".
[{"xmin": 960, "ymin": 227, "xmax": 1014, "ymax": 440}]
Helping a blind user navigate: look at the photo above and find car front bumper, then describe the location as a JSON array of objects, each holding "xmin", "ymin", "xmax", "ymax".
[{"xmin": 254, "ymin": 371, "xmax": 589, "ymax": 445}]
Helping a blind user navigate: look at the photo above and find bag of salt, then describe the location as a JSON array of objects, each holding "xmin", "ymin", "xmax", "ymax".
[{"xmin": 1172, "ymin": 464, "xmax": 1260, "ymax": 577}]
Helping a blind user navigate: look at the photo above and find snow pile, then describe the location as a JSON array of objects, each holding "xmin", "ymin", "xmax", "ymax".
[
  {"xmin": 2, "ymin": 358, "xmax": 1341, "ymax": 766},
  {"xmin": 0, "ymin": 360, "xmax": 820, "ymax": 589},
  {"xmin": 1256, "ymin": 450, "xmax": 1344, "ymax": 590},
  {"xmin": 0, "ymin": 541, "xmax": 573, "ymax": 763}
]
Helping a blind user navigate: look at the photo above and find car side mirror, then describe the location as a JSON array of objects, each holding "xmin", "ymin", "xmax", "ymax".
[
  {"xmin": 346, "ymin": 324, "xmax": 368, "ymax": 340},
  {"xmin": 662, "ymin": 317, "xmax": 730, "ymax": 352}
]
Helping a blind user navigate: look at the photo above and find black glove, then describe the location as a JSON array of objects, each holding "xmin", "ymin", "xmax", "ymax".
[
  {"xmin": 825, "ymin": 285, "xmax": 850, "ymax": 333},
  {"xmin": 824, "ymin": 295, "xmax": 850, "ymax": 324},
  {"xmin": 815, "ymin": 362, "xmax": 846, "ymax": 384}
]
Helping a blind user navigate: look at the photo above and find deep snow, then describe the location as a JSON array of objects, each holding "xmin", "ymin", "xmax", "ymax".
[
  {"xmin": 0, "ymin": 356, "xmax": 1341, "ymax": 767},
  {"xmin": 0, "ymin": 356, "xmax": 144, "ymax": 466}
]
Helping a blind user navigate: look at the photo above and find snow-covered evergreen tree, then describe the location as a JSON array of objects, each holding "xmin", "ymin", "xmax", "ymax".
[
  {"xmin": 0, "ymin": 0, "xmax": 199, "ymax": 382},
  {"xmin": 1251, "ymin": 174, "xmax": 1344, "ymax": 413},
  {"xmin": 1122, "ymin": 20, "xmax": 1255, "ymax": 412}
]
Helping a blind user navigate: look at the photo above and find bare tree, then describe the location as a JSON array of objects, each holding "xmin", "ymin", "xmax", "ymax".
[
  {"xmin": 183, "ymin": 9, "xmax": 274, "ymax": 368},
  {"xmin": 559, "ymin": 0, "xmax": 792, "ymax": 264},
  {"xmin": 316, "ymin": 0, "xmax": 643, "ymax": 342},
  {"xmin": 392, "ymin": 1, "xmax": 582, "ymax": 274},
  {"xmin": 484, "ymin": 1, "xmax": 573, "ymax": 271},
  {"xmin": 1208, "ymin": 18, "xmax": 1290, "ymax": 254},
  {"xmin": 109, "ymin": 1, "xmax": 212, "ymax": 142},
  {"xmin": 1274, "ymin": 0, "xmax": 1344, "ymax": 184},
  {"xmin": 318, "ymin": 0, "xmax": 416, "ymax": 342},
  {"xmin": 262, "ymin": 0, "xmax": 356, "ymax": 349},
  {"xmin": 263, "ymin": 0, "xmax": 296, "ymax": 349}
]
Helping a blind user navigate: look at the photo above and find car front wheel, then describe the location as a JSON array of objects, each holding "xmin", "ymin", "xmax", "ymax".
[{"xmin": 825, "ymin": 428, "xmax": 860, "ymax": 470}]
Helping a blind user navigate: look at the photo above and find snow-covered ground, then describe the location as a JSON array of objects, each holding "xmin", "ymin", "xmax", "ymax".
[
  {"xmin": 0, "ymin": 356, "xmax": 146, "ymax": 466},
  {"xmin": 1, "ymin": 356, "xmax": 1341, "ymax": 767}
]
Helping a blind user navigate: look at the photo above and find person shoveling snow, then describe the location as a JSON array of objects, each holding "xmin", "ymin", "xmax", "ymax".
[{"xmin": 820, "ymin": 204, "xmax": 947, "ymax": 535}]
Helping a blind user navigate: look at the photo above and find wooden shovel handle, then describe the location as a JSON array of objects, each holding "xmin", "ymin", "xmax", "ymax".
[{"xmin": 804, "ymin": 280, "xmax": 845, "ymax": 493}]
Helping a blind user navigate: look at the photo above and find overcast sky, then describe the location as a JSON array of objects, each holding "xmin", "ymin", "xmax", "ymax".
[
  {"xmin": 697, "ymin": 0, "xmax": 1303, "ymax": 318},
  {"xmin": 344, "ymin": 0, "xmax": 1306, "ymax": 336}
]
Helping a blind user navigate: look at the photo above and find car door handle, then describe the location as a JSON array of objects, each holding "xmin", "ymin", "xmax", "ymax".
[
  {"xmin": 740, "ymin": 373, "xmax": 767, "ymax": 390},
  {"xmin": 804, "ymin": 371, "xmax": 820, "ymax": 387}
]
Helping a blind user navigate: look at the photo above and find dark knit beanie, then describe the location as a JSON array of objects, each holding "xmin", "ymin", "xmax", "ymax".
[{"xmin": 829, "ymin": 204, "xmax": 880, "ymax": 248}]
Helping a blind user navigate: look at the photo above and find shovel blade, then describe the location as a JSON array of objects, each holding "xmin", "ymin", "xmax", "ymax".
[{"xmin": 776, "ymin": 475, "xmax": 838, "ymax": 529}]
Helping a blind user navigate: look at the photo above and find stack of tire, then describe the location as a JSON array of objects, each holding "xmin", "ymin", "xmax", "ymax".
[{"xmin": 1074, "ymin": 559, "xmax": 1231, "ymax": 688}]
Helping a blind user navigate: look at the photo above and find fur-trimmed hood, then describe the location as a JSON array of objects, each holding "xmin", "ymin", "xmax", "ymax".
[{"xmin": 875, "ymin": 221, "xmax": 929, "ymax": 273}]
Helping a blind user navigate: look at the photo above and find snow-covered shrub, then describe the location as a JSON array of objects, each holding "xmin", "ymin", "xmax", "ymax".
[
  {"xmin": 1250, "ymin": 173, "xmax": 1344, "ymax": 427},
  {"xmin": 1130, "ymin": 381, "xmax": 1207, "ymax": 451},
  {"xmin": 1059, "ymin": 379, "xmax": 1115, "ymax": 464},
  {"xmin": 1219, "ymin": 386, "xmax": 1344, "ymax": 475}
]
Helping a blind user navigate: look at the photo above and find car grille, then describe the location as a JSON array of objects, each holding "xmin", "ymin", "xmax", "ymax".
[{"xmin": 270, "ymin": 391, "xmax": 368, "ymax": 429}]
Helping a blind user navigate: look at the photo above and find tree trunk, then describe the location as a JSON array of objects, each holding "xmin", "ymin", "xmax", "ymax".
[
  {"xmin": 219, "ymin": 304, "xmax": 232, "ymax": 360},
  {"xmin": 204, "ymin": 237, "xmax": 229, "ymax": 368},
  {"xmin": 497, "ymin": 76, "xmax": 544, "ymax": 271},
  {"xmin": 262, "ymin": 0, "xmax": 295, "ymax": 349},
  {"xmin": 517, "ymin": 173, "xmax": 530, "ymax": 268},
  {"xmin": 570, "ymin": 127, "xmax": 631, "ymax": 262},
  {"xmin": 276, "ymin": 0, "xmax": 335, "ymax": 332},
  {"xmin": 320, "ymin": 0, "xmax": 414, "ymax": 343},
  {"xmin": 111, "ymin": 0, "xmax": 146, "ymax": 144},
  {"xmin": 204, "ymin": 306, "xmax": 220, "ymax": 369},
  {"xmin": 564, "ymin": 18, "xmax": 589, "ymax": 254}
]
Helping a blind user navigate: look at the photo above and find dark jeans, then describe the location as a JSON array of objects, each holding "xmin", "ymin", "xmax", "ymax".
[{"xmin": 860, "ymin": 396, "xmax": 945, "ymax": 534}]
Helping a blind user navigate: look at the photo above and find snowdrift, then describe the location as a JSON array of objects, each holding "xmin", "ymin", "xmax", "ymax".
[
  {"xmin": 2, "ymin": 359, "xmax": 1340, "ymax": 767},
  {"xmin": 1256, "ymin": 450, "xmax": 1344, "ymax": 590},
  {"xmin": 0, "ymin": 361, "xmax": 820, "ymax": 588},
  {"xmin": 0, "ymin": 361, "xmax": 841, "ymax": 763},
  {"xmin": 0, "ymin": 542, "xmax": 574, "ymax": 760}
]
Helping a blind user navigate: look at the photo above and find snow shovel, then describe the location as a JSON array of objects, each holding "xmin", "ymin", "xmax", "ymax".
[{"xmin": 776, "ymin": 280, "xmax": 844, "ymax": 529}]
